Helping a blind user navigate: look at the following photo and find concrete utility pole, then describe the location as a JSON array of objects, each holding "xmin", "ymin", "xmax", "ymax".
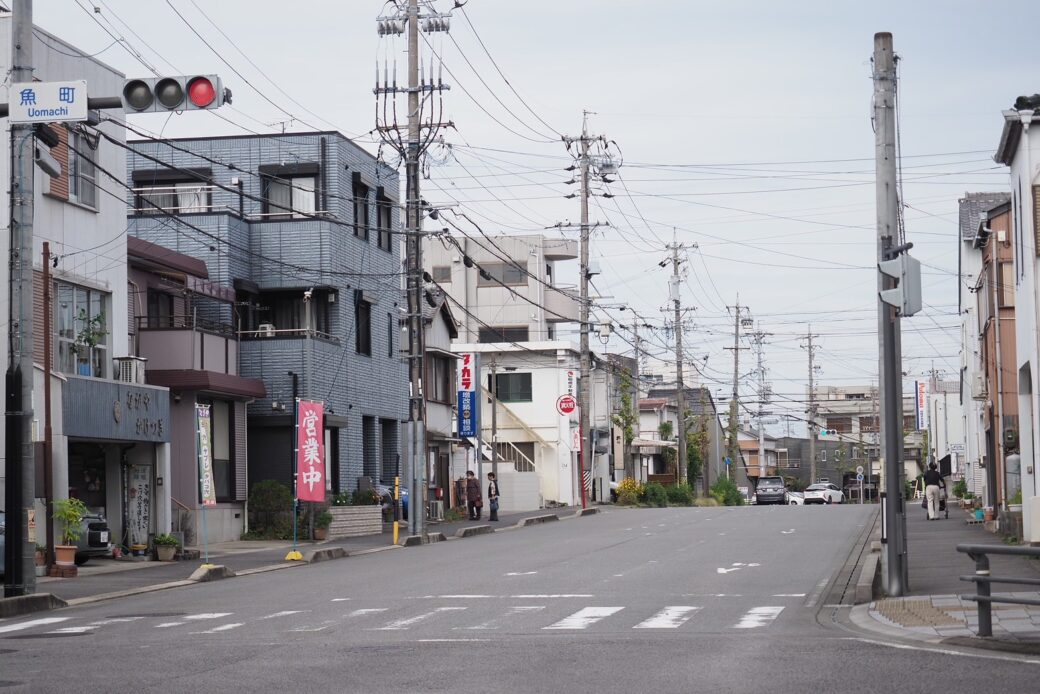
[
  {"xmin": 490, "ymin": 356, "xmax": 498, "ymax": 482},
  {"xmin": 803, "ymin": 328, "xmax": 819, "ymax": 484},
  {"xmin": 668, "ymin": 243, "xmax": 688, "ymax": 484},
  {"xmin": 752, "ymin": 331, "xmax": 769, "ymax": 479},
  {"xmin": 629, "ymin": 317, "xmax": 641, "ymax": 479},
  {"xmin": 874, "ymin": 31, "xmax": 909, "ymax": 596},
  {"xmin": 4, "ymin": 0, "xmax": 37, "ymax": 597},
  {"xmin": 724, "ymin": 298, "xmax": 748, "ymax": 478}
]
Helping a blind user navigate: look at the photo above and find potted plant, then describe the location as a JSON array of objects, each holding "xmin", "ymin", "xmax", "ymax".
[
  {"xmin": 53, "ymin": 497, "xmax": 88, "ymax": 566},
  {"xmin": 34, "ymin": 544, "xmax": 47, "ymax": 576},
  {"xmin": 313, "ymin": 511, "xmax": 332, "ymax": 541},
  {"xmin": 73, "ymin": 309, "xmax": 107, "ymax": 376},
  {"xmin": 153, "ymin": 533, "xmax": 180, "ymax": 562},
  {"xmin": 1008, "ymin": 489, "xmax": 1023, "ymax": 514}
]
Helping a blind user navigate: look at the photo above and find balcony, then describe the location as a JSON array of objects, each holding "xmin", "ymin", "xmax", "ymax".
[
  {"xmin": 543, "ymin": 284, "xmax": 580, "ymax": 323},
  {"xmin": 543, "ymin": 238, "xmax": 579, "ymax": 261},
  {"xmin": 136, "ymin": 315, "xmax": 239, "ymax": 374},
  {"xmin": 240, "ymin": 325, "xmax": 340, "ymax": 344}
]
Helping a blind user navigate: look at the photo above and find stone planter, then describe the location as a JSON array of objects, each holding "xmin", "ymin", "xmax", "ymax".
[
  {"xmin": 155, "ymin": 545, "xmax": 177, "ymax": 562},
  {"xmin": 328, "ymin": 506, "xmax": 382, "ymax": 538}
]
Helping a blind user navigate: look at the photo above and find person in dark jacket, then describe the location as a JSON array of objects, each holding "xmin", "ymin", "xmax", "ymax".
[
  {"xmin": 487, "ymin": 472, "xmax": 500, "ymax": 521},
  {"xmin": 465, "ymin": 470, "xmax": 483, "ymax": 520},
  {"xmin": 923, "ymin": 462, "xmax": 945, "ymax": 520}
]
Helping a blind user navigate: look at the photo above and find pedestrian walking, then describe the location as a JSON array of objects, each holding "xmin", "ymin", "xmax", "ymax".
[
  {"xmin": 488, "ymin": 472, "xmax": 501, "ymax": 521},
  {"xmin": 923, "ymin": 461, "xmax": 945, "ymax": 520},
  {"xmin": 465, "ymin": 470, "xmax": 483, "ymax": 520}
]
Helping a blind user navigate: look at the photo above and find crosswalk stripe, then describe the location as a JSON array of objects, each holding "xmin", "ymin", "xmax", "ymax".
[
  {"xmin": 0, "ymin": 617, "xmax": 67, "ymax": 634},
  {"xmin": 376, "ymin": 607, "xmax": 467, "ymax": 631},
  {"xmin": 543, "ymin": 607, "xmax": 624, "ymax": 630},
  {"xmin": 260, "ymin": 611, "xmax": 304, "ymax": 620},
  {"xmin": 193, "ymin": 623, "xmax": 244, "ymax": 635},
  {"xmin": 733, "ymin": 606, "xmax": 784, "ymax": 629},
  {"xmin": 48, "ymin": 626, "xmax": 97, "ymax": 634},
  {"xmin": 463, "ymin": 605, "xmax": 546, "ymax": 630},
  {"xmin": 155, "ymin": 622, "xmax": 184, "ymax": 628},
  {"xmin": 184, "ymin": 613, "xmax": 232, "ymax": 620},
  {"xmin": 348, "ymin": 608, "xmax": 389, "ymax": 617},
  {"xmin": 633, "ymin": 606, "xmax": 700, "ymax": 629}
]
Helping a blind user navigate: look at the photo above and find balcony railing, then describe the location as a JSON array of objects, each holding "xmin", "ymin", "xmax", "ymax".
[
  {"xmin": 137, "ymin": 314, "xmax": 235, "ymax": 337},
  {"xmin": 239, "ymin": 326, "xmax": 341, "ymax": 345}
]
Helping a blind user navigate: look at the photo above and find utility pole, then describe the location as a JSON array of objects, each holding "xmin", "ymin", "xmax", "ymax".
[
  {"xmin": 751, "ymin": 331, "xmax": 770, "ymax": 479},
  {"xmin": 629, "ymin": 317, "xmax": 641, "ymax": 479},
  {"xmin": 724, "ymin": 297, "xmax": 748, "ymax": 479},
  {"xmin": 490, "ymin": 356, "xmax": 498, "ymax": 482},
  {"xmin": 803, "ymin": 328, "xmax": 819, "ymax": 484},
  {"xmin": 874, "ymin": 32, "xmax": 908, "ymax": 596},
  {"xmin": 4, "ymin": 0, "xmax": 36, "ymax": 597},
  {"xmin": 668, "ymin": 243, "xmax": 688, "ymax": 484}
]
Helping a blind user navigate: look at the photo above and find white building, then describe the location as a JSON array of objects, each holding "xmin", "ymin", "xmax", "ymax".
[
  {"xmin": 995, "ymin": 108, "xmax": 1040, "ymax": 542},
  {"xmin": 928, "ymin": 380, "xmax": 966, "ymax": 478}
]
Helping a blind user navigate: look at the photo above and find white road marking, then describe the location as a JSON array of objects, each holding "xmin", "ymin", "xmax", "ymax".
[
  {"xmin": 289, "ymin": 621, "xmax": 336, "ymax": 633},
  {"xmin": 331, "ymin": 598, "xmax": 351, "ymax": 602},
  {"xmin": 804, "ymin": 578, "xmax": 829, "ymax": 608},
  {"xmin": 260, "ymin": 611, "xmax": 303, "ymax": 620},
  {"xmin": 732, "ymin": 563, "xmax": 745, "ymax": 567},
  {"xmin": 633, "ymin": 606, "xmax": 700, "ymax": 629},
  {"xmin": 748, "ymin": 563, "xmax": 761, "ymax": 567},
  {"xmin": 734, "ymin": 606, "xmax": 784, "ymax": 629},
  {"xmin": 155, "ymin": 623, "xmax": 184, "ymax": 628},
  {"xmin": 436, "ymin": 594, "xmax": 493, "ymax": 599},
  {"xmin": 184, "ymin": 613, "xmax": 232, "ymax": 620},
  {"xmin": 772, "ymin": 593, "xmax": 806, "ymax": 598},
  {"xmin": 505, "ymin": 572, "xmax": 537, "ymax": 576},
  {"xmin": 348, "ymin": 608, "xmax": 389, "ymax": 617},
  {"xmin": 717, "ymin": 567, "xmax": 740, "ymax": 574},
  {"xmin": 846, "ymin": 637, "xmax": 1040, "ymax": 665},
  {"xmin": 0, "ymin": 617, "xmax": 67, "ymax": 634},
  {"xmin": 781, "ymin": 529, "xmax": 795, "ymax": 534},
  {"xmin": 377, "ymin": 607, "xmax": 467, "ymax": 630},
  {"xmin": 193, "ymin": 623, "xmax": 244, "ymax": 635},
  {"xmin": 544, "ymin": 607, "xmax": 624, "ymax": 630},
  {"xmin": 417, "ymin": 638, "xmax": 488, "ymax": 642},
  {"xmin": 510, "ymin": 594, "xmax": 594, "ymax": 599},
  {"xmin": 88, "ymin": 617, "xmax": 143, "ymax": 626},
  {"xmin": 49, "ymin": 626, "xmax": 97, "ymax": 634},
  {"xmin": 463, "ymin": 606, "xmax": 545, "ymax": 630}
]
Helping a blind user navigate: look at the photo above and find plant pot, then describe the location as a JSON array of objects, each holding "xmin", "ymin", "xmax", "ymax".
[
  {"xmin": 1008, "ymin": 503, "xmax": 1023, "ymax": 513},
  {"xmin": 155, "ymin": 545, "xmax": 177, "ymax": 562},
  {"xmin": 34, "ymin": 551, "xmax": 46, "ymax": 567},
  {"xmin": 54, "ymin": 544, "xmax": 77, "ymax": 566},
  {"xmin": 35, "ymin": 565, "xmax": 47, "ymax": 577},
  {"xmin": 984, "ymin": 508, "xmax": 995, "ymax": 522},
  {"xmin": 313, "ymin": 527, "xmax": 328, "ymax": 541}
]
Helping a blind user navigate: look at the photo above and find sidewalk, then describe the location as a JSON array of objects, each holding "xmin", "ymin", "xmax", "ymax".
[
  {"xmin": 854, "ymin": 501, "xmax": 1040, "ymax": 650},
  {"xmin": 31, "ymin": 506, "xmax": 578, "ymax": 604}
]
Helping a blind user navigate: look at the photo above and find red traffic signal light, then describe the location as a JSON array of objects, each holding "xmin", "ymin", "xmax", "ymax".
[{"xmin": 121, "ymin": 76, "xmax": 228, "ymax": 113}]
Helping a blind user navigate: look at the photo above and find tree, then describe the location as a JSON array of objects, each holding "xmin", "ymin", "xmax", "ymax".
[{"xmin": 658, "ymin": 421, "xmax": 676, "ymax": 473}]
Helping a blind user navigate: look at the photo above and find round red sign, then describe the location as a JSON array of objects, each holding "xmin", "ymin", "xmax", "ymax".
[{"xmin": 556, "ymin": 394, "xmax": 577, "ymax": 415}]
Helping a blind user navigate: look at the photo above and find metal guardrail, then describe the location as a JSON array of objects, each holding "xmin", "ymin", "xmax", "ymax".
[{"xmin": 957, "ymin": 542, "xmax": 1040, "ymax": 637}]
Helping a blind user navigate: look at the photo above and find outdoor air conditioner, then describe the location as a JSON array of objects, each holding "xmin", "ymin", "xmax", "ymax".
[
  {"xmin": 429, "ymin": 500, "xmax": 444, "ymax": 521},
  {"xmin": 971, "ymin": 373, "xmax": 987, "ymax": 400},
  {"xmin": 113, "ymin": 356, "xmax": 147, "ymax": 384},
  {"xmin": 258, "ymin": 323, "xmax": 276, "ymax": 338}
]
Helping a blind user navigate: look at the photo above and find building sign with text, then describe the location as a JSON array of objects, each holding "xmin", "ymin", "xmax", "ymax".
[
  {"xmin": 296, "ymin": 400, "xmax": 326, "ymax": 502},
  {"xmin": 457, "ymin": 352, "xmax": 480, "ymax": 438}
]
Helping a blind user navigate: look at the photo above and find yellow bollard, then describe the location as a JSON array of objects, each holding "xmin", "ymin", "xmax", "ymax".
[{"xmin": 393, "ymin": 476, "xmax": 400, "ymax": 545}]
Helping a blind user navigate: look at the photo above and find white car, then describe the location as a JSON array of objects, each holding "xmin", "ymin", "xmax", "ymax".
[
  {"xmin": 803, "ymin": 483, "xmax": 845, "ymax": 505},
  {"xmin": 786, "ymin": 491, "xmax": 805, "ymax": 505}
]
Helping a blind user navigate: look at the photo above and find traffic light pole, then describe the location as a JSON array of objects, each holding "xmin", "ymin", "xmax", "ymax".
[
  {"xmin": 4, "ymin": 0, "xmax": 37, "ymax": 598},
  {"xmin": 874, "ymin": 32, "xmax": 908, "ymax": 596}
]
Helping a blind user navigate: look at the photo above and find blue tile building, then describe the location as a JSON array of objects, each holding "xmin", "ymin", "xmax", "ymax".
[{"xmin": 127, "ymin": 132, "xmax": 407, "ymax": 496}]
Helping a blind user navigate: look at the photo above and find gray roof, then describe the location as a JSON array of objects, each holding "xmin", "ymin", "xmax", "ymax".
[{"xmin": 958, "ymin": 192, "xmax": 1010, "ymax": 241}]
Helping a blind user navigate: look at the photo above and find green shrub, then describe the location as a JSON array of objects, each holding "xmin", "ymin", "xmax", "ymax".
[
  {"xmin": 710, "ymin": 477, "xmax": 744, "ymax": 506},
  {"xmin": 53, "ymin": 497, "xmax": 88, "ymax": 545},
  {"xmin": 952, "ymin": 479, "xmax": 968, "ymax": 499},
  {"xmin": 351, "ymin": 488, "xmax": 382, "ymax": 506},
  {"xmin": 665, "ymin": 483, "xmax": 694, "ymax": 506},
  {"xmin": 694, "ymin": 497, "xmax": 720, "ymax": 507},
  {"xmin": 644, "ymin": 482, "xmax": 668, "ymax": 507},
  {"xmin": 246, "ymin": 480, "xmax": 294, "ymax": 540},
  {"xmin": 617, "ymin": 489, "xmax": 640, "ymax": 506}
]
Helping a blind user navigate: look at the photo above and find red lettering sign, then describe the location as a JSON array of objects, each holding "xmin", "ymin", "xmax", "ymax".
[{"xmin": 296, "ymin": 400, "xmax": 325, "ymax": 502}]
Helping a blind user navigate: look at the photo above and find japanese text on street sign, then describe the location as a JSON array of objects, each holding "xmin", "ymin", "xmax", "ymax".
[
  {"xmin": 9, "ymin": 81, "xmax": 88, "ymax": 123},
  {"xmin": 556, "ymin": 394, "xmax": 577, "ymax": 416},
  {"xmin": 296, "ymin": 400, "xmax": 325, "ymax": 502},
  {"xmin": 457, "ymin": 352, "xmax": 479, "ymax": 438},
  {"xmin": 196, "ymin": 404, "xmax": 217, "ymax": 507}
]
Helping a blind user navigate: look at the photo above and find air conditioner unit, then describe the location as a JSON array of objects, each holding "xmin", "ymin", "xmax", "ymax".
[
  {"xmin": 429, "ymin": 500, "xmax": 444, "ymax": 521},
  {"xmin": 113, "ymin": 356, "xmax": 147, "ymax": 384},
  {"xmin": 971, "ymin": 373, "xmax": 987, "ymax": 400},
  {"xmin": 258, "ymin": 323, "xmax": 276, "ymax": 338}
]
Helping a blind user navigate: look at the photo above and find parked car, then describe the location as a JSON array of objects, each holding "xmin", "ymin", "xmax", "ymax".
[
  {"xmin": 786, "ymin": 491, "xmax": 805, "ymax": 505},
  {"xmin": 75, "ymin": 510, "xmax": 112, "ymax": 566},
  {"xmin": 374, "ymin": 484, "xmax": 409, "ymax": 519},
  {"xmin": 754, "ymin": 476, "xmax": 788, "ymax": 505},
  {"xmin": 804, "ymin": 483, "xmax": 845, "ymax": 505}
]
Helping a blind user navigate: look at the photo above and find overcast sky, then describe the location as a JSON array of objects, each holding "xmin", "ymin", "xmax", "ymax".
[{"xmin": 30, "ymin": 0, "xmax": 1040, "ymax": 431}]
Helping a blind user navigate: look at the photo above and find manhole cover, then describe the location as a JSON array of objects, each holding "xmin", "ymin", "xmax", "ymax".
[{"xmin": 105, "ymin": 612, "xmax": 186, "ymax": 619}]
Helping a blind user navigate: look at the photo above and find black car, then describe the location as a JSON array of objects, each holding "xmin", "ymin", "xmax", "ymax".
[{"xmin": 754, "ymin": 476, "xmax": 788, "ymax": 505}]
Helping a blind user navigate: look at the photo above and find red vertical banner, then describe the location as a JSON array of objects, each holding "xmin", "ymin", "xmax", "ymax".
[{"xmin": 296, "ymin": 400, "xmax": 326, "ymax": 502}]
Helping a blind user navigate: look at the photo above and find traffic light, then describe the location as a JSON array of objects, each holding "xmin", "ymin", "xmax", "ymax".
[
  {"xmin": 121, "ymin": 76, "xmax": 230, "ymax": 113},
  {"xmin": 878, "ymin": 252, "xmax": 921, "ymax": 317}
]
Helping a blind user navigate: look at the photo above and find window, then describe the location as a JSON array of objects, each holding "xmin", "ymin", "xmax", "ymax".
[
  {"xmin": 825, "ymin": 416, "xmax": 852, "ymax": 434},
  {"xmin": 432, "ymin": 266, "xmax": 452, "ymax": 282},
  {"xmin": 427, "ymin": 355, "xmax": 453, "ymax": 404},
  {"xmin": 147, "ymin": 290, "xmax": 176, "ymax": 329},
  {"xmin": 205, "ymin": 400, "xmax": 234, "ymax": 503},
  {"xmin": 478, "ymin": 326, "xmax": 529, "ymax": 343},
  {"xmin": 999, "ymin": 262, "xmax": 1015, "ymax": 307},
  {"xmin": 387, "ymin": 313, "xmax": 394, "ymax": 358},
  {"xmin": 491, "ymin": 372, "xmax": 532, "ymax": 403},
  {"xmin": 262, "ymin": 174, "xmax": 316, "ymax": 219},
  {"xmin": 55, "ymin": 281, "xmax": 109, "ymax": 378},
  {"xmin": 250, "ymin": 290, "xmax": 330, "ymax": 336},
  {"xmin": 136, "ymin": 180, "xmax": 210, "ymax": 214},
  {"xmin": 355, "ymin": 291, "xmax": 372, "ymax": 355},
  {"xmin": 477, "ymin": 262, "xmax": 527, "ymax": 287},
  {"xmin": 69, "ymin": 132, "xmax": 97, "ymax": 208},
  {"xmin": 903, "ymin": 414, "xmax": 918, "ymax": 431},
  {"xmin": 353, "ymin": 178, "xmax": 370, "ymax": 240},
  {"xmin": 376, "ymin": 191, "xmax": 392, "ymax": 251},
  {"xmin": 820, "ymin": 450, "xmax": 827, "ymax": 463},
  {"xmin": 858, "ymin": 416, "xmax": 879, "ymax": 433}
]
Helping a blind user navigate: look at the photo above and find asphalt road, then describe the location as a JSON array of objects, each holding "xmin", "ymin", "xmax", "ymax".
[{"xmin": 1, "ymin": 505, "xmax": 1037, "ymax": 693}]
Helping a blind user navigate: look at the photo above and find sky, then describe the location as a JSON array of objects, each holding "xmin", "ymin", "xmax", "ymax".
[{"xmin": 27, "ymin": 0, "xmax": 1040, "ymax": 433}]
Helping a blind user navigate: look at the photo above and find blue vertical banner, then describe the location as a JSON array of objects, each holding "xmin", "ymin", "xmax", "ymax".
[{"xmin": 457, "ymin": 352, "xmax": 480, "ymax": 437}]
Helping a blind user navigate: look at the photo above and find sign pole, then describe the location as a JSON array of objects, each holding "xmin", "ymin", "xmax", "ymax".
[
  {"xmin": 287, "ymin": 395, "xmax": 302, "ymax": 561},
  {"xmin": 196, "ymin": 404, "xmax": 216, "ymax": 566}
]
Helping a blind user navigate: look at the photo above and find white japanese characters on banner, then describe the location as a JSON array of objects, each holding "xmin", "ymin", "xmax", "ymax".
[
  {"xmin": 196, "ymin": 404, "xmax": 217, "ymax": 507},
  {"xmin": 297, "ymin": 400, "xmax": 326, "ymax": 502}
]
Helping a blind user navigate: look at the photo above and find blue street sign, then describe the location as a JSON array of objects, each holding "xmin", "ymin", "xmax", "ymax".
[
  {"xmin": 856, "ymin": 473, "xmax": 864, "ymax": 482},
  {"xmin": 457, "ymin": 389, "xmax": 478, "ymax": 437},
  {"xmin": 724, "ymin": 457, "xmax": 731, "ymax": 466}
]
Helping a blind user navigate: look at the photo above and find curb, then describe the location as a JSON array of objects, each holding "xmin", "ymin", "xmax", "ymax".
[
  {"xmin": 304, "ymin": 547, "xmax": 347, "ymax": 563},
  {"xmin": 0, "ymin": 593, "xmax": 68, "ymax": 619},
  {"xmin": 518, "ymin": 514, "xmax": 560, "ymax": 527},
  {"xmin": 397, "ymin": 533, "xmax": 447, "ymax": 547},
  {"xmin": 854, "ymin": 552, "xmax": 881, "ymax": 604},
  {"xmin": 189, "ymin": 564, "xmax": 235, "ymax": 582},
  {"xmin": 455, "ymin": 525, "xmax": 493, "ymax": 538},
  {"xmin": 65, "ymin": 580, "xmax": 196, "ymax": 607},
  {"xmin": 573, "ymin": 508, "xmax": 600, "ymax": 517}
]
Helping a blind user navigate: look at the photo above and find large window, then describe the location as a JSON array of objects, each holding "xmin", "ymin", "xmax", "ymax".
[
  {"xmin": 376, "ymin": 191, "xmax": 392, "ymax": 251},
  {"xmin": 427, "ymin": 355, "xmax": 454, "ymax": 404},
  {"xmin": 55, "ymin": 281, "xmax": 109, "ymax": 378},
  {"xmin": 825, "ymin": 416, "xmax": 852, "ymax": 434},
  {"xmin": 136, "ymin": 180, "xmax": 210, "ymax": 214},
  {"xmin": 250, "ymin": 290, "xmax": 330, "ymax": 336},
  {"xmin": 353, "ymin": 179, "xmax": 370, "ymax": 240},
  {"xmin": 211, "ymin": 400, "xmax": 234, "ymax": 503},
  {"xmin": 491, "ymin": 372, "xmax": 532, "ymax": 403},
  {"xmin": 999, "ymin": 262, "xmax": 1015, "ymax": 307},
  {"xmin": 69, "ymin": 132, "xmax": 97, "ymax": 209},
  {"xmin": 262, "ymin": 174, "xmax": 316, "ymax": 219},
  {"xmin": 355, "ymin": 292, "xmax": 372, "ymax": 356},
  {"xmin": 147, "ymin": 290, "xmax": 176, "ymax": 328},
  {"xmin": 478, "ymin": 326, "xmax": 529, "ymax": 343},
  {"xmin": 477, "ymin": 262, "xmax": 527, "ymax": 287}
]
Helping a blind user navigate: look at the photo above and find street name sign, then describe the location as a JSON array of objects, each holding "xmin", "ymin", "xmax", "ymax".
[{"xmin": 10, "ymin": 81, "xmax": 88, "ymax": 123}]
